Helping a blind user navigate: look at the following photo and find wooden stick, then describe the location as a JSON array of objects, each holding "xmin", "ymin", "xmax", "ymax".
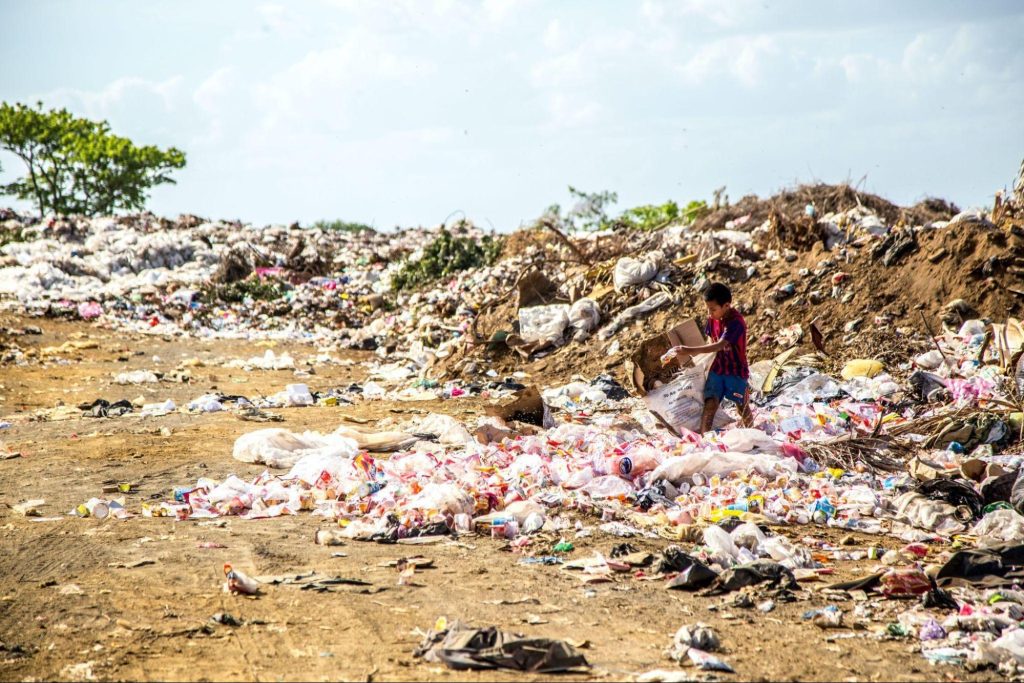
[{"xmin": 919, "ymin": 310, "xmax": 955, "ymax": 375}]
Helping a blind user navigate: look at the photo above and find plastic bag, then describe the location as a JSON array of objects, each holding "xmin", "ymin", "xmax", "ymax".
[
  {"xmin": 719, "ymin": 428, "xmax": 781, "ymax": 455},
  {"xmin": 233, "ymin": 428, "xmax": 358, "ymax": 469},
  {"xmin": 613, "ymin": 251, "xmax": 663, "ymax": 292},
  {"xmin": 702, "ymin": 525, "xmax": 739, "ymax": 562},
  {"xmin": 188, "ymin": 394, "xmax": 224, "ymax": 412},
  {"xmin": 880, "ymin": 567, "xmax": 931, "ymax": 597},
  {"xmin": 568, "ymin": 298, "xmax": 601, "ymax": 338},
  {"xmin": 761, "ymin": 535, "xmax": 813, "ymax": 568},
  {"xmin": 840, "ymin": 359, "xmax": 884, "ymax": 380},
  {"xmin": 650, "ymin": 450, "xmax": 796, "ymax": 485},
  {"xmin": 115, "ymin": 370, "xmax": 159, "ymax": 384},
  {"xmin": 774, "ymin": 373, "xmax": 840, "ymax": 406},
  {"xmin": 894, "ymin": 491, "xmax": 965, "ymax": 536},
  {"xmin": 412, "ymin": 413, "xmax": 472, "ymax": 446},
  {"xmin": 971, "ymin": 508, "xmax": 1024, "ymax": 546},
  {"xmin": 518, "ymin": 304, "xmax": 570, "ymax": 345},
  {"xmin": 643, "ymin": 353, "xmax": 731, "ymax": 434},
  {"xmin": 286, "ymin": 451, "xmax": 360, "ymax": 487},
  {"xmin": 730, "ymin": 522, "xmax": 768, "ymax": 552},
  {"xmin": 598, "ymin": 292, "xmax": 672, "ymax": 340},
  {"xmin": 578, "ymin": 475, "xmax": 634, "ymax": 499},
  {"xmin": 140, "ymin": 399, "xmax": 176, "ymax": 417},
  {"xmin": 404, "ymin": 482, "xmax": 475, "ymax": 516}
]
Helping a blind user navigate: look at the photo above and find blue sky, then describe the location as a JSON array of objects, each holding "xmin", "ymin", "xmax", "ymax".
[{"xmin": 1, "ymin": 0, "xmax": 1023, "ymax": 230}]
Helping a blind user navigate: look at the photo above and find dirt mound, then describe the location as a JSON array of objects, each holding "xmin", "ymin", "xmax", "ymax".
[
  {"xmin": 693, "ymin": 183, "xmax": 958, "ymax": 234},
  {"xmin": 440, "ymin": 183, "xmax": 1021, "ymax": 387}
]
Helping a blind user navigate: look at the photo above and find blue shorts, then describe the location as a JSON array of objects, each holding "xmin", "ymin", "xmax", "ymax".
[{"xmin": 704, "ymin": 371, "xmax": 748, "ymax": 405}]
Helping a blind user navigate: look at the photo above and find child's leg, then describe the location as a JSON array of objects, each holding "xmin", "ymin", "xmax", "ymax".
[
  {"xmin": 700, "ymin": 397, "xmax": 720, "ymax": 434},
  {"xmin": 738, "ymin": 387, "xmax": 754, "ymax": 427}
]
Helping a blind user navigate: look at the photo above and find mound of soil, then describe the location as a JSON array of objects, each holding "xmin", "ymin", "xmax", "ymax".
[{"xmin": 440, "ymin": 184, "xmax": 1023, "ymax": 388}]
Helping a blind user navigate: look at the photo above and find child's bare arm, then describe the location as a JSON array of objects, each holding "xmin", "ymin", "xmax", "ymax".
[{"xmin": 662, "ymin": 340, "xmax": 728, "ymax": 363}]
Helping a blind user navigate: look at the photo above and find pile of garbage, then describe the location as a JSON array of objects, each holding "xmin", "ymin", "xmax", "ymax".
[
  {"xmin": 5, "ymin": 174, "xmax": 1024, "ymax": 675},
  {"xmin": 3, "ymin": 179, "xmax": 1023, "ymax": 388},
  {"xmin": 107, "ymin": 309, "xmax": 1019, "ymax": 671}
]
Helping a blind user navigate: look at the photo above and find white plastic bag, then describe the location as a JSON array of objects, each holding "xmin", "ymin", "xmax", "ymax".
[
  {"xmin": 412, "ymin": 413, "xmax": 472, "ymax": 446},
  {"xmin": 643, "ymin": 353, "xmax": 732, "ymax": 434},
  {"xmin": 598, "ymin": 292, "xmax": 671, "ymax": 340},
  {"xmin": 720, "ymin": 428, "xmax": 781, "ymax": 455},
  {"xmin": 894, "ymin": 491, "xmax": 965, "ymax": 536},
  {"xmin": 404, "ymin": 482, "xmax": 475, "ymax": 516},
  {"xmin": 578, "ymin": 474, "xmax": 635, "ymax": 499},
  {"xmin": 115, "ymin": 370, "xmax": 159, "ymax": 384},
  {"xmin": 971, "ymin": 509, "xmax": 1024, "ymax": 546},
  {"xmin": 730, "ymin": 522, "xmax": 768, "ymax": 552},
  {"xmin": 702, "ymin": 525, "xmax": 739, "ymax": 563},
  {"xmin": 232, "ymin": 428, "xmax": 358, "ymax": 469},
  {"xmin": 650, "ymin": 450, "xmax": 797, "ymax": 484},
  {"xmin": 518, "ymin": 304, "xmax": 570, "ymax": 345},
  {"xmin": 568, "ymin": 298, "xmax": 601, "ymax": 338},
  {"xmin": 613, "ymin": 251, "xmax": 663, "ymax": 292}
]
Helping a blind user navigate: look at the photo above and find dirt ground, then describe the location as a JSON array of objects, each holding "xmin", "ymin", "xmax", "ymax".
[{"xmin": 0, "ymin": 315, "xmax": 1005, "ymax": 682}]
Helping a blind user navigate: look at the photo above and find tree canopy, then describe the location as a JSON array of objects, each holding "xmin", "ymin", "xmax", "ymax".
[{"xmin": 0, "ymin": 101, "xmax": 186, "ymax": 216}]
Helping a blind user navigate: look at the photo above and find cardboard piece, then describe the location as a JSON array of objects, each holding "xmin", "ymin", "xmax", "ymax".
[
  {"xmin": 485, "ymin": 386, "xmax": 554, "ymax": 428},
  {"xmin": 629, "ymin": 318, "xmax": 706, "ymax": 396},
  {"xmin": 516, "ymin": 270, "xmax": 565, "ymax": 309}
]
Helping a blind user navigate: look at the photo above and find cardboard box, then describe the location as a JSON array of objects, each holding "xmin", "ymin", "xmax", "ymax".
[{"xmin": 628, "ymin": 318, "xmax": 706, "ymax": 396}]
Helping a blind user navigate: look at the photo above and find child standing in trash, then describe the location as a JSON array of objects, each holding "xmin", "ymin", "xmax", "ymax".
[{"xmin": 665, "ymin": 282, "xmax": 754, "ymax": 433}]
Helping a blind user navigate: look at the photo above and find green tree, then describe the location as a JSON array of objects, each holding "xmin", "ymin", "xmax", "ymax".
[{"xmin": 0, "ymin": 101, "xmax": 186, "ymax": 216}]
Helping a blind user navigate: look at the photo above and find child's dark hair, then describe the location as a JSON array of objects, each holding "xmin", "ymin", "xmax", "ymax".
[{"xmin": 704, "ymin": 282, "xmax": 732, "ymax": 305}]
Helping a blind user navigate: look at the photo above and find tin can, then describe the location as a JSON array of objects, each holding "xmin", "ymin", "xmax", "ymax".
[{"xmin": 77, "ymin": 498, "xmax": 109, "ymax": 519}]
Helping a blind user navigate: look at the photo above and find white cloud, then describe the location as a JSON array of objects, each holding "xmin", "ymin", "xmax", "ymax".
[
  {"xmin": 45, "ymin": 76, "xmax": 183, "ymax": 118},
  {"xmin": 675, "ymin": 36, "xmax": 779, "ymax": 86},
  {"xmin": 543, "ymin": 18, "xmax": 564, "ymax": 50},
  {"xmin": 193, "ymin": 67, "xmax": 235, "ymax": 112},
  {"xmin": 641, "ymin": 0, "xmax": 755, "ymax": 29},
  {"xmin": 545, "ymin": 93, "xmax": 601, "ymax": 129}
]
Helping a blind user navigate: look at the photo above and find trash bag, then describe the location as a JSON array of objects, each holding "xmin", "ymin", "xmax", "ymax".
[
  {"xmin": 719, "ymin": 428, "xmax": 782, "ymax": 455},
  {"xmin": 916, "ymin": 478, "xmax": 984, "ymax": 520},
  {"xmin": 590, "ymin": 374, "xmax": 628, "ymax": 400},
  {"xmin": 651, "ymin": 450, "xmax": 797, "ymax": 485},
  {"xmin": 894, "ymin": 491, "xmax": 967, "ymax": 535},
  {"xmin": 412, "ymin": 413, "xmax": 473, "ymax": 445},
  {"xmin": 415, "ymin": 621, "xmax": 590, "ymax": 673},
  {"xmin": 700, "ymin": 560, "xmax": 797, "ymax": 596},
  {"xmin": 907, "ymin": 370, "xmax": 949, "ymax": 402},
  {"xmin": 935, "ymin": 544, "xmax": 1024, "ymax": 588},
  {"xmin": 613, "ymin": 251, "xmax": 663, "ymax": 292},
  {"xmin": 1012, "ymin": 467, "xmax": 1024, "ymax": 515},
  {"xmin": 404, "ymin": 483, "xmax": 475, "ymax": 517}
]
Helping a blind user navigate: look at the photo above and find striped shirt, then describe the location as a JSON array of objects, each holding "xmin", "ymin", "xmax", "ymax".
[{"xmin": 704, "ymin": 309, "xmax": 749, "ymax": 378}]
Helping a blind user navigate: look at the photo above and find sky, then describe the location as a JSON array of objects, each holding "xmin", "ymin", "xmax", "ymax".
[{"xmin": 1, "ymin": 0, "xmax": 1023, "ymax": 231}]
